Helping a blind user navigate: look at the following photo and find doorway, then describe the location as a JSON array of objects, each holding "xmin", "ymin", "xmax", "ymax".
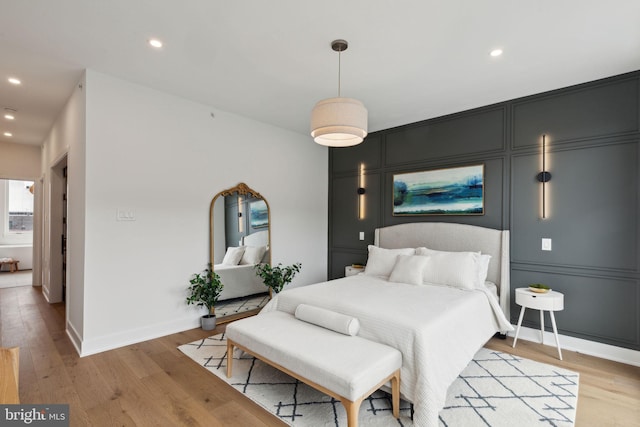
[
  {"xmin": 47, "ymin": 155, "xmax": 67, "ymax": 303},
  {"xmin": 0, "ymin": 178, "xmax": 35, "ymax": 288}
]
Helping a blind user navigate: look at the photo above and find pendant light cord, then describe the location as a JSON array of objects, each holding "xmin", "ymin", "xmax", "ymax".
[{"xmin": 337, "ymin": 48, "xmax": 342, "ymax": 97}]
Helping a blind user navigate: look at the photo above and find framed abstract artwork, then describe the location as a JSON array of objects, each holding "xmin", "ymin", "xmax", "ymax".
[
  {"xmin": 393, "ymin": 164, "xmax": 484, "ymax": 215},
  {"xmin": 249, "ymin": 200, "xmax": 269, "ymax": 228}
]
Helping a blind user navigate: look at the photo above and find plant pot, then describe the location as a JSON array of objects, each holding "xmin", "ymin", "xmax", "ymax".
[{"xmin": 201, "ymin": 314, "xmax": 217, "ymax": 331}]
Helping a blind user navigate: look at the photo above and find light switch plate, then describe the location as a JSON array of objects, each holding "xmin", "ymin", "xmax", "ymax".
[
  {"xmin": 541, "ymin": 238, "xmax": 552, "ymax": 251},
  {"xmin": 117, "ymin": 209, "xmax": 136, "ymax": 221},
  {"xmin": 359, "ymin": 231, "xmax": 365, "ymax": 241}
]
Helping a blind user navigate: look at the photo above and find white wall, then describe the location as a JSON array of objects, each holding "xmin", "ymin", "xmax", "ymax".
[
  {"xmin": 0, "ymin": 141, "xmax": 41, "ymax": 179},
  {"xmin": 40, "ymin": 74, "xmax": 86, "ymax": 344},
  {"xmin": 79, "ymin": 70, "xmax": 327, "ymax": 355}
]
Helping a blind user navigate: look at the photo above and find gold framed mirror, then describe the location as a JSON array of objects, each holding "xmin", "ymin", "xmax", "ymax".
[{"xmin": 209, "ymin": 183, "xmax": 271, "ymax": 323}]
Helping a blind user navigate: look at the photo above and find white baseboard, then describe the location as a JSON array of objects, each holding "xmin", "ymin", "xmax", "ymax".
[
  {"xmin": 66, "ymin": 321, "xmax": 82, "ymax": 356},
  {"xmin": 509, "ymin": 325, "xmax": 640, "ymax": 367},
  {"xmin": 42, "ymin": 283, "xmax": 51, "ymax": 302},
  {"xmin": 78, "ymin": 316, "xmax": 201, "ymax": 357}
]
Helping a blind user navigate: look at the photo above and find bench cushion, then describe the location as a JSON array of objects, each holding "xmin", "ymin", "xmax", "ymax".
[{"xmin": 226, "ymin": 311, "xmax": 401, "ymax": 401}]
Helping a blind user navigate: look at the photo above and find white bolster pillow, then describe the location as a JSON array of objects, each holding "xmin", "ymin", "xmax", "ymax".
[{"xmin": 294, "ymin": 304, "xmax": 360, "ymax": 336}]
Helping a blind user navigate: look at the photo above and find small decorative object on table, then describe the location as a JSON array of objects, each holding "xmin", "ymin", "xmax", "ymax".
[
  {"xmin": 528, "ymin": 283, "xmax": 551, "ymax": 293},
  {"xmin": 255, "ymin": 262, "xmax": 301, "ymax": 295},
  {"xmin": 186, "ymin": 264, "xmax": 224, "ymax": 330},
  {"xmin": 345, "ymin": 264, "xmax": 365, "ymax": 277}
]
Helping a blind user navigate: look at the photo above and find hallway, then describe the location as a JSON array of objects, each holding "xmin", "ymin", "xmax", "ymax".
[{"xmin": 0, "ymin": 270, "xmax": 32, "ymax": 289}]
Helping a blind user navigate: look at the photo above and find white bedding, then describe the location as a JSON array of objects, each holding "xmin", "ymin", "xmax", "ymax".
[
  {"xmin": 214, "ymin": 263, "xmax": 267, "ymax": 300},
  {"xmin": 262, "ymin": 274, "xmax": 512, "ymax": 427}
]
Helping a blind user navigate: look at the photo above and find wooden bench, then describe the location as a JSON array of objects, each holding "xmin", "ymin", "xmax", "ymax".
[
  {"xmin": 0, "ymin": 258, "xmax": 19, "ymax": 273},
  {"xmin": 0, "ymin": 347, "xmax": 19, "ymax": 404},
  {"xmin": 226, "ymin": 311, "xmax": 401, "ymax": 427}
]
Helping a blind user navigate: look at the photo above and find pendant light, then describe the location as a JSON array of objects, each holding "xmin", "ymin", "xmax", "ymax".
[{"xmin": 310, "ymin": 39, "xmax": 368, "ymax": 147}]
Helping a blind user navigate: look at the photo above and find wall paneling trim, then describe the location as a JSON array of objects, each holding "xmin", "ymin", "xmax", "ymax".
[{"xmin": 328, "ymin": 70, "xmax": 640, "ymax": 351}]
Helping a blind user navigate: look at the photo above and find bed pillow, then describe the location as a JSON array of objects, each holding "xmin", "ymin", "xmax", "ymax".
[
  {"xmin": 240, "ymin": 245, "xmax": 267, "ymax": 265},
  {"xmin": 417, "ymin": 247, "xmax": 491, "ymax": 288},
  {"xmin": 363, "ymin": 245, "xmax": 416, "ymax": 278},
  {"xmin": 477, "ymin": 254, "xmax": 492, "ymax": 287},
  {"xmin": 388, "ymin": 254, "xmax": 430, "ymax": 285},
  {"xmin": 421, "ymin": 251, "xmax": 484, "ymax": 290},
  {"xmin": 416, "ymin": 247, "xmax": 491, "ymax": 287},
  {"xmin": 222, "ymin": 246, "xmax": 245, "ymax": 265},
  {"xmin": 295, "ymin": 304, "xmax": 360, "ymax": 336},
  {"xmin": 415, "ymin": 247, "xmax": 480, "ymax": 257}
]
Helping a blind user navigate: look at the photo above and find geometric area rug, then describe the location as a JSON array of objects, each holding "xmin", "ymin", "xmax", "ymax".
[{"xmin": 179, "ymin": 333, "xmax": 579, "ymax": 427}]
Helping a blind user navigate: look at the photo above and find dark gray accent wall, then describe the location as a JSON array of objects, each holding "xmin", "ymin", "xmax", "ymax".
[{"xmin": 328, "ymin": 70, "xmax": 640, "ymax": 351}]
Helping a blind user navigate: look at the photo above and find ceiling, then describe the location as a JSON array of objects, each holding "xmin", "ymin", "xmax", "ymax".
[{"xmin": 1, "ymin": 0, "xmax": 639, "ymax": 146}]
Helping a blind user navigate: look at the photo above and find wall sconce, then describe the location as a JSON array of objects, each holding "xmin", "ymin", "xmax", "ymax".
[
  {"xmin": 238, "ymin": 196, "xmax": 244, "ymax": 233},
  {"xmin": 357, "ymin": 163, "xmax": 366, "ymax": 219},
  {"xmin": 536, "ymin": 134, "xmax": 552, "ymax": 219}
]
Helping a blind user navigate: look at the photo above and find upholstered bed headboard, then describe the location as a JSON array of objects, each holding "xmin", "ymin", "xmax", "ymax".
[
  {"xmin": 375, "ymin": 222, "xmax": 510, "ymax": 318},
  {"xmin": 242, "ymin": 230, "xmax": 269, "ymax": 247}
]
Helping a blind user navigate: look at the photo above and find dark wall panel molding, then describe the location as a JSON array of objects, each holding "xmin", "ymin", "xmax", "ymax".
[
  {"xmin": 330, "ymin": 173, "xmax": 381, "ymax": 251},
  {"xmin": 328, "ymin": 69, "xmax": 640, "ymax": 350},
  {"xmin": 385, "ymin": 106, "xmax": 506, "ymax": 165},
  {"xmin": 331, "ymin": 134, "xmax": 383, "ymax": 174},
  {"xmin": 511, "ymin": 141, "xmax": 638, "ymax": 273},
  {"xmin": 512, "ymin": 76, "xmax": 639, "ymax": 150}
]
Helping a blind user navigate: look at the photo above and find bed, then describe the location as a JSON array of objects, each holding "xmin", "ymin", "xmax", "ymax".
[
  {"xmin": 261, "ymin": 222, "xmax": 513, "ymax": 427},
  {"xmin": 215, "ymin": 230, "xmax": 270, "ymax": 301}
]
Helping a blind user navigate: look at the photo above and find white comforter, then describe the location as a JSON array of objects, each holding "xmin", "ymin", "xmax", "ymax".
[
  {"xmin": 214, "ymin": 263, "xmax": 266, "ymax": 301},
  {"xmin": 262, "ymin": 274, "xmax": 512, "ymax": 427}
]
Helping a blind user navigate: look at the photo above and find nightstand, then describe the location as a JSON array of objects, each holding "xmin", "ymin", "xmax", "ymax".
[
  {"xmin": 512, "ymin": 287, "xmax": 565, "ymax": 360},
  {"xmin": 345, "ymin": 266, "xmax": 364, "ymax": 277}
]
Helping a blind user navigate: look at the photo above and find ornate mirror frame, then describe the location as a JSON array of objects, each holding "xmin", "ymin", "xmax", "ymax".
[{"xmin": 209, "ymin": 182, "xmax": 272, "ymax": 323}]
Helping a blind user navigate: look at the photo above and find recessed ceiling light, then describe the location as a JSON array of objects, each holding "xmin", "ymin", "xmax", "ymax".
[
  {"xmin": 149, "ymin": 39, "xmax": 163, "ymax": 48},
  {"xmin": 4, "ymin": 108, "xmax": 16, "ymax": 120},
  {"xmin": 4, "ymin": 132, "xmax": 12, "ymax": 137},
  {"xmin": 490, "ymin": 49, "xmax": 503, "ymax": 57},
  {"xmin": 8, "ymin": 77, "xmax": 21, "ymax": 85}
]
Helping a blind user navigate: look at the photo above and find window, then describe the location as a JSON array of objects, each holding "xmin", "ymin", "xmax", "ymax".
[{"xmin": 7, "ymin": 180, "xmax": 34, "ymax": 233}]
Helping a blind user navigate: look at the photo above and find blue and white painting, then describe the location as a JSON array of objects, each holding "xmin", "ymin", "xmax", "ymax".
[
  {"xmin": 393, "ymin": 165, "xmax": 484, "ymax": 215},
  {"xmin": 250, "ymin": 200, "xmax": 269, "ymax": 228}
]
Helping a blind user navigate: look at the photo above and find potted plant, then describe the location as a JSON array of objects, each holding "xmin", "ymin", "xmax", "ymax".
[
  {"xmin": 186, "ymin": 264, "xmax": 224, "ymax": 330},
  {"xmin": 255, "ymin": 262, "xmax": 301, "ymax": 295}
]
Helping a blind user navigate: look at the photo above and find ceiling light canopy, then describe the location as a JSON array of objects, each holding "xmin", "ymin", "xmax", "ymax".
[{"xmin": 310, "ymin": 39, "xmax": 368, "ymax": 147}]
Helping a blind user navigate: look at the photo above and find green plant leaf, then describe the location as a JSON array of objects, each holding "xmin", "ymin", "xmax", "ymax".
[
  {"xmin": 254, "ymin": 262, "xmax": 301, "ymax": 293},
  {"xmin": 186, "ymin": 263, "xmax": 224, "ymax": 311}
]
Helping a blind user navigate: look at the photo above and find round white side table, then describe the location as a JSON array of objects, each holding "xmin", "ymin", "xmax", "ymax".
[
  {"xmin": 512, "ymin": 287, "xmax": 565, "ymax": 360},
  {"xmin": 345, "ymin": 266, "xmax": 364, "ymax": 277}
]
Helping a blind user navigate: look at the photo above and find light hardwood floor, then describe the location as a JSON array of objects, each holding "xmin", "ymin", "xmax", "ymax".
[{"xmin": 1, "ymin": 285, "xmax": 639, "ymax": 426}]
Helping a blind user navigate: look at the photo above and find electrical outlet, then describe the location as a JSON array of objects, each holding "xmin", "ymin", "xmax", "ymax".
[
  {"xmin": 541, "ymin": 238, "xmax": 552, "ymax": 251},
  {"xmin": 359, "ymin": 231, "xmax": 365, "ymax": 241}
]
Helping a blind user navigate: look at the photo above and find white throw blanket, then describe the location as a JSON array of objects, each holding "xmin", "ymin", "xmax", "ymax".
[{"xmin": 261, "ymin": 275, "xmax": 512, "ymax": 427}]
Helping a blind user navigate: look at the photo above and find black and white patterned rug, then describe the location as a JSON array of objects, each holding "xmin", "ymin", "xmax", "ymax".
[
  {"xmin": 179, "ymin": 334, "xmax": 578, "ymax": 426},
  {"xmin": 215, "ymin": 294, "xmax": 270, "ymax": 318}
]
